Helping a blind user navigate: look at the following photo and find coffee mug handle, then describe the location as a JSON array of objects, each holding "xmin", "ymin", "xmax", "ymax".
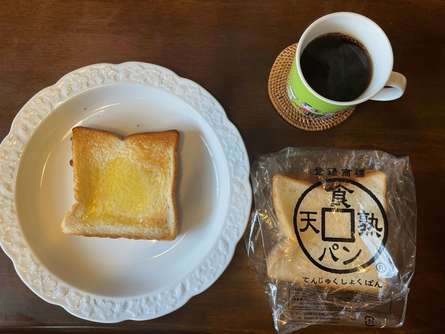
[{"xmin": 370, "ymin": 71, "xmax": 407, "ymax": 101}]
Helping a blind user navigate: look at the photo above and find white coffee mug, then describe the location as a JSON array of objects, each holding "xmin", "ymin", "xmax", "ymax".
[{"xmin": 288, "ymin": 12, "xmax": 407, "ymax": 114}]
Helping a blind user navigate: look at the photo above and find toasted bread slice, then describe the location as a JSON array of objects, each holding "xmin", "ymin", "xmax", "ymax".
[
  {"xmin": 268, "ymin": 172, "xmax": 397, "ymax": 296},
  {"xmin": 62, "ymin": 127, "xmax": 178, "ymax": 240}
]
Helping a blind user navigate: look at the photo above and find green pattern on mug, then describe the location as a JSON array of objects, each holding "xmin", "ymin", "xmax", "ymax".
[{"xmin": 287, "ymin": 60, "xmax": 348, "ymax": 114}]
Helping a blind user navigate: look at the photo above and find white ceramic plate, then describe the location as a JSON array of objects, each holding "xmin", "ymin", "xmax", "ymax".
[{"xmin": 0, "ymin": 62, "xmax": 251, "ymax": 322}]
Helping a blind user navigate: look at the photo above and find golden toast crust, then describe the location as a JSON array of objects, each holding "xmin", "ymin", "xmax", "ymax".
[{"xmin": 62, "ymin": 127, "xmax": 179, "ymax": 240}]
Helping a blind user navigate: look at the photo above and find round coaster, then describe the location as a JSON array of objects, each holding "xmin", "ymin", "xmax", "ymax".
[{"xmin": 268, "ymin": 44, "xmax": 355, "ymax": 131}]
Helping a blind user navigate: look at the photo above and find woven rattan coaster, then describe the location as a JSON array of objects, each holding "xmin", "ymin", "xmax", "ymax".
[{"xmin": 268, "ymin": 44, "xmax": 355, "ymax": 131}]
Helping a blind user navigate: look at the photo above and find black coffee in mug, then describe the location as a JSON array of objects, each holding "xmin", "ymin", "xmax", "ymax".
[{"xmin": 300, "ymin": 33, "xmax": 372, "ymax": 102}]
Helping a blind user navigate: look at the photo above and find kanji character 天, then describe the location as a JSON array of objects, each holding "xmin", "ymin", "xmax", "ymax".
[{"xmin": 299, "ymin": 211, "xmax": 319, "ymax": 233}]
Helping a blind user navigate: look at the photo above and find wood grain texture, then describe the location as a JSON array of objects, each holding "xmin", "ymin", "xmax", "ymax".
[{"xmin": 0, "ymin": 0, "xmax": 444, "ymax": 333}]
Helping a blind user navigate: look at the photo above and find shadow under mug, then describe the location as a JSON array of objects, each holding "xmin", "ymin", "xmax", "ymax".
[{"xmin": 288, "ymin": 12, "xmax": 407, "ymax": 116}]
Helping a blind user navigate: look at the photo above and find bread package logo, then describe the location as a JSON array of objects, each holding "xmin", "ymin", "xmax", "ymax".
[{"xmin": 293, "ymin": 178, "xmax": 388, "ymax": 274}]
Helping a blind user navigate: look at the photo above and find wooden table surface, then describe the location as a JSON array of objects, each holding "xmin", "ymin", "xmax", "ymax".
[{"xmin": 0, "ymin": 1, "xmax": 444, "ymax": 333}]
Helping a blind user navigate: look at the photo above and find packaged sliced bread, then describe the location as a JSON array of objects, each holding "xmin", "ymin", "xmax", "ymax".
[{"xmin": 247, "ymin": 147, "xmax": 416, "ymax": 332}]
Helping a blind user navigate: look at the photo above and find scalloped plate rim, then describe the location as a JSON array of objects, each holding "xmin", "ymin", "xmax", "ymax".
[{"xmin": 0, "ymin": 62, "xmax": 252, "ymax": 323}]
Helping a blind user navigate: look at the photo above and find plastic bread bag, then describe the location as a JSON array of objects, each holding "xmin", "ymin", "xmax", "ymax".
[{"xmin": 246, "ymin": 147, "xmax": 416, "ymax": 333}]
